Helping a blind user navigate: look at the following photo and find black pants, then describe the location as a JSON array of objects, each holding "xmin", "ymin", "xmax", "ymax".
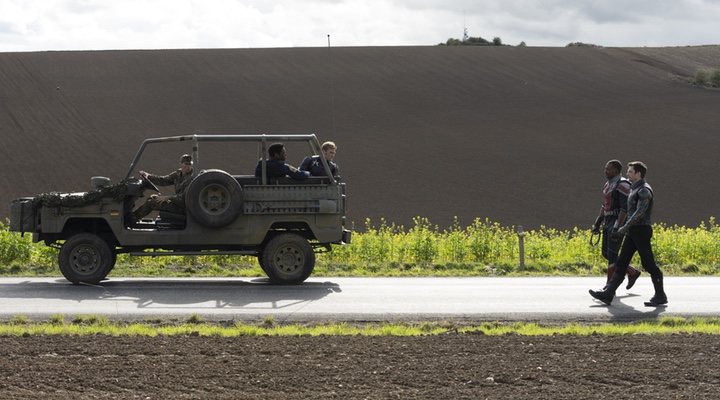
[
  {"xmin": 601, "ymin": 227, "xmax": 622, "ymax": 265},
  {"xmin": 614, "ymin": 225, "xmax": 662, "ymax": 280}
]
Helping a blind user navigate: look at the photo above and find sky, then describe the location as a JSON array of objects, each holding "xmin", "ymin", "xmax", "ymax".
[{"xmin": 1, "ymin": 0, "xmax": 719, "ymax": 52}]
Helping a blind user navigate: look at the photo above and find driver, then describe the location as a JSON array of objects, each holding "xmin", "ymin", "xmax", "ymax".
[{"xmin": 131, "ymin": 154, "xmax": 193, "ymax": 223}]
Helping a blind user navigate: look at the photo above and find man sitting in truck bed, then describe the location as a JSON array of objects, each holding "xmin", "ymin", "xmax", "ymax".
[
  {"xmin": 255, "ymin": 143, "xmax": 309, "ymax": 181},
  {"xmin": 300, "ymin": 141, "xmax": 339, "ymax": 178}
]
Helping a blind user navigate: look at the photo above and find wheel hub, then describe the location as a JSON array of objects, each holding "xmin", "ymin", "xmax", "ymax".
[
  {"xmin": 275, "ymin": 246, "xmax": 303, "ymax": 273},
  {"xmin": 70, "ymin": 245, "xmax": 99, "ymax": 273},
  {"xmin": 200, "ymin": 184, "xmax": 230, "ymax": 215}
]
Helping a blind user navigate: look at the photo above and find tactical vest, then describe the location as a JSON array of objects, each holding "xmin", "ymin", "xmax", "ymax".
[
  {"xmin": 601, "ymin": 177, "xmax": 630, "ymax": 220},
  {"xmin": 627, "ymin": 180, "xmax": 654, "ymax": 226}
]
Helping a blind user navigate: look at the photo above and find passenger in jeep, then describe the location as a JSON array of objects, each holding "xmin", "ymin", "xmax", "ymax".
[
  {"xmin": 255, "ymin": 143, "xmax": 309, "ymax": 181},
  {"xmin": 131, "ymin": 154, "xmax": 194, "ymax": 223},
  {"xmin": 300, "ymin": 141, "xmax": 339, "ymax": 177}
]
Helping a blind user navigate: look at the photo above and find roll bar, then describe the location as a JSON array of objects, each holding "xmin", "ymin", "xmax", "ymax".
[{"xmin": 124, "ymin": 133, "xmax": 336, "ymax": 185}]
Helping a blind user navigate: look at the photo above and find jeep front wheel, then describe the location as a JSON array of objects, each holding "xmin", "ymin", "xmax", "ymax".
[
  {"xmin": 59, "ymin": 233, "xmax": 115, "ymax": 284},
  {"xmin": 257, "ymin": 253, "xmax": 271, "ymax": 276},
  {"xmin": 261, "ymin": 234, "xmax": 315, "ymax": 284}
]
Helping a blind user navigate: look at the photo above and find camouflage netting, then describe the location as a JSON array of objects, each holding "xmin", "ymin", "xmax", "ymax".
[{"xmin": 32, "ymin": 179, "xmax": 136, "ymax": 209}]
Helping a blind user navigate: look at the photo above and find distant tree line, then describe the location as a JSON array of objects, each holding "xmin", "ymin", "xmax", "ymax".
[
  {"xmin": 565, "ymin": 42, "xmax": 603, "ymax": 47},
  {"xmin": 439, "ymin": 35, "xmax": 526, "ymax": 47},
  {"xmin": 440, "ymin": 35, "xmax": 503, "ymax": 46}
]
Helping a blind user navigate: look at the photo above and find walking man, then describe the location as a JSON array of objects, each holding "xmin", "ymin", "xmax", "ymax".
[
  {"xmin": 592, "ymin": 160, "xmax": 641, "ymax": 289},
  {"xmin": 589, "ymin": 161, "xmax": 667, "ymax": 307}
]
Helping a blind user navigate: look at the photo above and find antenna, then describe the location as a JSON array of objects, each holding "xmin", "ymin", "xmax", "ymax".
[
  {"xmin": 463, "ymin": 11, "xmax": 468, "ymax": 43},
  {"xmin": 327, "ymin": 34, "xmax": 337, "ymax": 137}
]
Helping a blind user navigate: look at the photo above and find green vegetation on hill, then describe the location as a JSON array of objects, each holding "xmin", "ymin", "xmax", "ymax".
[
  {"xmin": 1, "ymin": 217, "xmax": 719, "ymax": 277},
  {"xmin": 691, "ymin": 68, "xmax": 720, "ymax": 88}
]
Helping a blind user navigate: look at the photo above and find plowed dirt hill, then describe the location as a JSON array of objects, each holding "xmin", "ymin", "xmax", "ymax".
[{"xmin": 1, "ymin": 46, "xmax": 719, "ymax": 228}]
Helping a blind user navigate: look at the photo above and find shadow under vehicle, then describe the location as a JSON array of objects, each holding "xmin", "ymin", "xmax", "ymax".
[{"xmin": 9, "ymin": 134, "xmax": 351, "ymax": 285}]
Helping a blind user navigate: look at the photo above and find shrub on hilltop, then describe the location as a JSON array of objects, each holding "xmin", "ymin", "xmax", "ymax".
[{"xmin": 692, "ymin": 68, "xmax": 720, "ymax": 88}]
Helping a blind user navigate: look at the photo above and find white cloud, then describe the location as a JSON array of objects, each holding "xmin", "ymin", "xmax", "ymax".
[{"xmin": 0, "ymin": 0, "xmax": 718, "ymax": 51}]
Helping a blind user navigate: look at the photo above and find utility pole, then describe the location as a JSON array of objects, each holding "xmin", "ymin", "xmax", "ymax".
[{"xmin": 517, "ymin": 225, "xmax": 526, "ymax": 270}]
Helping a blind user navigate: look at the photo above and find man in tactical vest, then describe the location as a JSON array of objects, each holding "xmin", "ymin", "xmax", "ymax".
[
  {"xmin": 300, "ymin": 141, "xmax": 339, "ymax": 178},
  {"xmin": 592, "ymin": 160, "xmax": 641, "ymax": 290},
  {"xmin": 589, "ymin": 161, "xmax": 667, "ymax": 307}
]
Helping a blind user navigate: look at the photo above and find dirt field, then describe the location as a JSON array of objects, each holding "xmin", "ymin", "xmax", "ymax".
[
  {"xmin": 2, "ymin": 46, "xmax": 719, "ymax": 229},
  {"xmin": 2, "ymin": 333, "xmax": 718, "ymax": 399}
]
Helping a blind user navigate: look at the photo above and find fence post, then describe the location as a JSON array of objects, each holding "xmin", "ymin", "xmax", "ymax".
[{"xmin": 517, "ymin": 225, "xmax": 526, "ymax": 271}]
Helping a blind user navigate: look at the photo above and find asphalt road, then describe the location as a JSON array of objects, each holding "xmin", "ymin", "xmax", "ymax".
[{"xmin": 0, "ymin": 277, "xmax": 717, "ymax": 323}]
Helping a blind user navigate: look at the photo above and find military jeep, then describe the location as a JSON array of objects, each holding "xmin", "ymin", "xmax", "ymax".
[{"xmin": 9, "ymin": 134, "xmax": 351, "ymax": 284}]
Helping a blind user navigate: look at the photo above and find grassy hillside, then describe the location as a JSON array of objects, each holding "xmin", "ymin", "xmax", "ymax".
[{"xmin": 1, "ymin": 46, "xmax": 718, "ymax": 229}]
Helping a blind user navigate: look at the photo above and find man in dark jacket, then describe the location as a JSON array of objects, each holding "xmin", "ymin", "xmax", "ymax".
[
  {"xmin": 592, "ymin": 160, "xmax": 641, "ymax": 289},
  {"xmin": 590, "ymin": 161, "xmax": 667, "ymax": 307},
  {"xmin": 300, "ymin": 141, "xmax": 339, "ymax": 178},
  {"xmin": 255, "ymin": 143, "xmax": 309, "ymax": 181},
  {"xmin": 132, "ymin": 153, "xmax": 194, "ymax": 221}
]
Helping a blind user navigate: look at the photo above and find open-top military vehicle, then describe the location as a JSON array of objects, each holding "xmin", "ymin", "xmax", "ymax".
[{"xmin": 9, "ymin": 134, "xmax": 351, "ymax": 284}]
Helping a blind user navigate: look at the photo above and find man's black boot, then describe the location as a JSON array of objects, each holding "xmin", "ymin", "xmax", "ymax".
[
  {"xmin": 590, "ymin": 271, "xmax": 625, "ymax": 305},
  {"xmin": 644, "ymin": 295, "xmax": 668, "ymax": 306},
  {"xmin": 644, "ymin": 274, "xmax": 668, "ymax": 306},
  {"xmin": 589, "ymin": 289, "xmax": 613, "ymax": 305}
]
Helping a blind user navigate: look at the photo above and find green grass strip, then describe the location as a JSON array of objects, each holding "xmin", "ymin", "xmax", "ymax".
[
  {"xmin": 2, "ymin": 315, "xmax": 720, "ymax": 337},
  {"xmin": 461, "ymin": 317, "xmax": 720, "ymax": 336}
]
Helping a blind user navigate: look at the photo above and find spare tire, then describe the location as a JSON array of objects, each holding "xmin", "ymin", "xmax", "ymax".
[{"xmin": 185, "ymin": 169, "xmax": 243, "ymax": 228}]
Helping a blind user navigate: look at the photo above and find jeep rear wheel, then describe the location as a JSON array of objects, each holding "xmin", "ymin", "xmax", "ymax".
[
  {"xmin": 59, "ymin": 233, "xmax": 115, "ymax": 284},
  {"xmin": 261, "ymin": 233, "xmax": 315, "ymax": 284}
]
